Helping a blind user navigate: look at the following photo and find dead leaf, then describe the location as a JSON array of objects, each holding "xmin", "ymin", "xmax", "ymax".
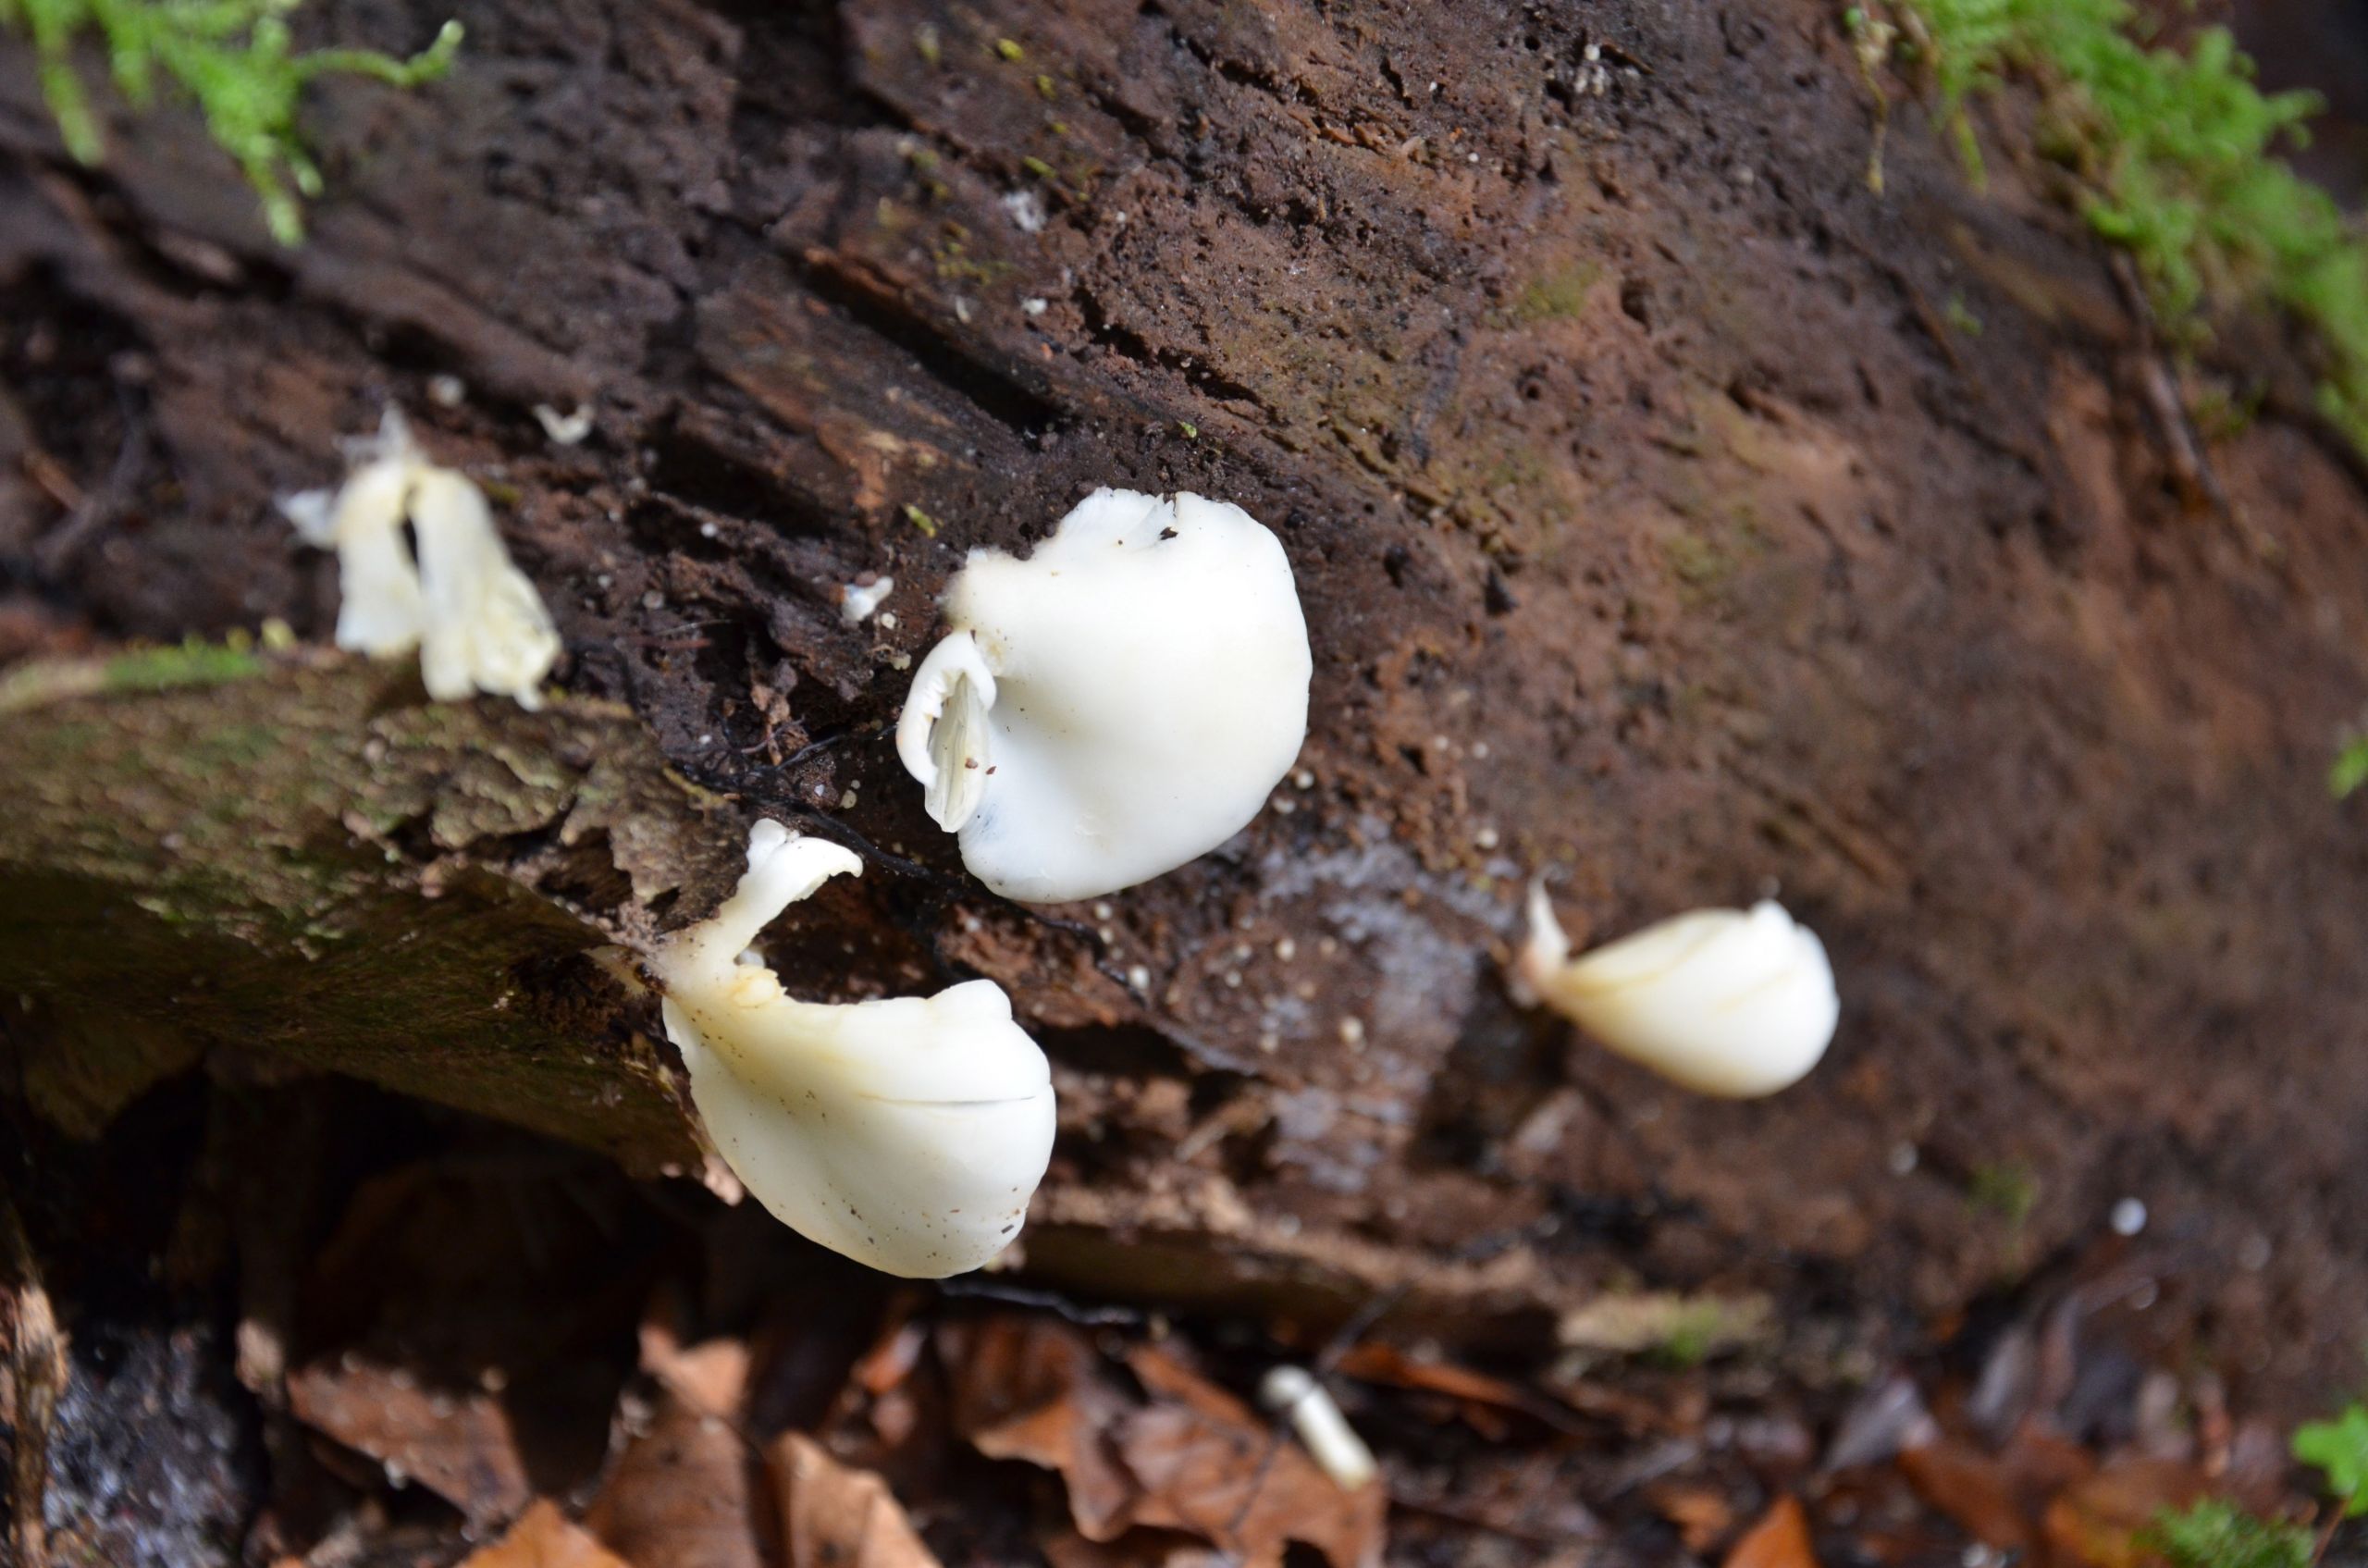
[
  {"xmin": 1647, "ymin": 1480, "xmax": 1734, "ymax": 1552},
  {"xmin": 769, "ymin": 1431, "xmax": 942, "ymax": 1568},
  {"xmin": 1332, "ymin": 1342, "xmax": 1526, "ymax": 1409},
  {"xmin": 952, "ymin": 1318, "xmax": 1141, "ymax": 1540},
  {"xmin": 639, "ymin": 1305, "xmax": 750, "ymax": 1422},
  {"xmin": 288, "ymin": 1356, "xmax": 531, "ymax": 1526},
  {"xmin": 1899, "ymin": 1439, "xmax": 2036, "ymax": 1551},
  {"xmin": 2040, "ymin": 1459, "xmax": 2207, "ymax": 1568},
  {"xmin": 460, "ymin": 1501, "xmax": 631, "ymax": 1568},
  {"xmin": 947, "ymin": 1316, "xmax": 1385, "ymax": 1568},
  {"xmin": 585, "ymin": 1395, "xmax": 765, "ymax": 1568},
  {"xmin": 1724, "ymin": 1496, "xmax": 1819, "ymax": 1568}
]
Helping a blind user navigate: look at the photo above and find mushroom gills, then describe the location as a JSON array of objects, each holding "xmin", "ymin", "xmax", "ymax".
[{"xmin": 925, "ymin": 668, "xmax": 993, "ymax": 832}]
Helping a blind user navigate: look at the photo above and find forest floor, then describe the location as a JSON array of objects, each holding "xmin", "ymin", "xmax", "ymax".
[{"xmin": 6, "ymin": 0, "xmax": 2368, "ymax": 1563}]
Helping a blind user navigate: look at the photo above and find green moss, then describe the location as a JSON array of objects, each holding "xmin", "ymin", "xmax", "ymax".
[
  {"xmin": 2145, "ymin": 1501, "xmax": 2311, "ymax": 1568},
  {"xmin": 1968, "ymin": 1157, "xmax": 2039, "ymax": 1223},
  {"xmin": 101, "ymin": 635, "xmax": 264, "ymax": 693},
  {"xmin": 1870, "ymin": 0, "xmax": 2368, "ymax": 455},
  {"xmin": 2333, "ymin": 733, "xmax": 2368, "ymax": 800},
  {"xmin": 1509, "ymin": 263, "xmax": 1604, "ymax": 324},
  {"xmin": 0, "ymin": 0, "xmax": 461, "ymax": 244}
]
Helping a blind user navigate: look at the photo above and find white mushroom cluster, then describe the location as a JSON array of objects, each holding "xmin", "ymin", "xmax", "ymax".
[
  {"xmin": 1517, "ymin": 885, "xmax": 1839, "ymax": 1098},
  {"xmin": 896, "ymin": 488, "xmax": 1312, "ymax": 904},
  {"xmin": 648, "ymin": 820, "xmax": 1055, "ymax": 1278},
  {"xmin": 283, "ymin": 409, "xmax": 560, "ymax": 709}
]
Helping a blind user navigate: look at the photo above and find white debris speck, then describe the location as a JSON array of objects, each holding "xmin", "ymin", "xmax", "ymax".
[
  {"xmin": 1128, "ymin": 965, "xmax": 1152, "ymax": 993},
  {"xmin": 2110, "ymin": 1197, "xmax": 2148, "ymax": 1237},
  {"xmin": 1294, "ymin": 769, "xmax": 1314, "ymax": 789},
  {"xmin": 1474, "ymin": 825, "xmax": 1499, "ymax": 850},
  {"xmin": 1276, "ymin": 938, "xmax": 1296, "ymax": 961},
  {"xmin": 426, "ymin": 374, "xmax": 466, "ymax": 408},
  {"xmin": 533, "ymin": 403, "xmax": 595, "ymax": 445},
  {"xmin": 1338, "ymin": 1017, "xmax": 1365, "ymax": 1047},
  {"xmin": 1888, "ymin": 1142, "xmax": 1919, "ymax": 1176},
  {"xmin": 954, "ymin": 297, "xmax": 974, "ymax": 325},
  {"xmin": 1093, "ymin": 903, "xmax": 1115, "ymax": 921},
  {"xmin": 841, "ymin": 575, "xmax": 895, "ymax": 624},
  {"xmin": 1022, "ymin": 297, "xmax": 1049, "ymax": 317},
  {"xmin": 699, "ymin": 521, "xmax": 720, "ymax": 539},
  {"xmin": 1002, "ymin": 189, "xmax": 1047, "ymax": 233}
]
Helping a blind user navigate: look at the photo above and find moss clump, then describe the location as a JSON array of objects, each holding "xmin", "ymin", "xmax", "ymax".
[
  {"xmin": 1509, "ymin": 264, "xmax": 1604, "ymax": 325},
  {"xmin": 0, "ymin": 0, "xmax": 461, "ymax": 244},
  {"xmin": 101, "ymin": 634, "xmax": 264, "ymax": 693},
  {"xmin": 2145, "ymin": 1500, "xmax": 2311, "ymax": 1568},
  {"xmin": 1864, "ymin": 0, "xmax": 2368, "ymax": 456}
]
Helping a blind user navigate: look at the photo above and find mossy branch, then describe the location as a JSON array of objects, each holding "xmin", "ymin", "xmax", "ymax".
[{"xmin": 0, "ymin": 0, "xmax": 461, "ymax": 243}]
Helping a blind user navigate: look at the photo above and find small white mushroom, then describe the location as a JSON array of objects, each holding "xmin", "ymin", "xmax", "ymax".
[
  {"xmin": 1260, "ymin": 1365, "xmax": 1378, "ymax": 1491},
  {"xmin": 840, "ymin": 575, "xmax": 895, "ymax": 625},
  {"xmin": 648, "ymin": 820, "xmax": 1055, "ymax": 1278},
  {"xmin": 281, "ymin": 409, "xmax": 561, "ymax": 710},
  {"xmin": 895, "ymin": 488, "xmax": 1312, "ymax": 903},
  {"xmin": 280, "ymin": 424, "xmax": 425, "ymax": 660},
  {"xmin": 408, "ymin": 468, "xmax": 562, "ymax": 710},
  {"xmin": 1516, "ymin": 885, "xmax": 1838, "ymax": 1098}
]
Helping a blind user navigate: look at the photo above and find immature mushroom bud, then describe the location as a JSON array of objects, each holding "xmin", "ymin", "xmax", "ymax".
[
  {"xmin": 281, "ymin": 408, "xmax": 560, "ymax": 709},
  {"xmin": 895, "ymin": 488, "xmax": 1313, "ymax": 903},
  {"xmin": 648, "ymin": 821, "xmax": 1056, "ymax": 1278},
  {"xmin": 1516, "ymin": 885, "xmax": 1839, "ymax": 1098}
]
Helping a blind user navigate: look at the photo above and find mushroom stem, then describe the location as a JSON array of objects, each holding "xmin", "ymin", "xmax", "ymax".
[{"xmin": 664, "ymin": 820, "xmax": 864, "ymax": 981}]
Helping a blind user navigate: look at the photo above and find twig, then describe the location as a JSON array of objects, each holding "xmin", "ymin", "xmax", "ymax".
[
  {"xmin": 2105, "ymin": 253, "xmax": 2279, "ymax": 562},
  {"xmin": 34, "ymin": 387, "xmax": 147, "ymax": 581},
  {"xmin": 2307, "ymin": 1500, "xmax": 2342, "ymax": 1568},
  {"xmin": 2, "ymin": 1191, "xmax": 67, "ymax": 1568}
]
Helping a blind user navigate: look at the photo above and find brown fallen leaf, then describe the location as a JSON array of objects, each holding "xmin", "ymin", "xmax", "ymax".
[
  {"xmin": 2041, "ymin": 1458, "xmax": 2208, "ymax": 1568},
  {"xmin": 1899, "ymin": 1438, "xmax": 2037, "ymax": 1551},
  {"xmin": 288, "ymin": 1356, "xmax": 531, "ymax": 1527},
  {"xmin": 460, "ymin": 1500, "xmax": 631, "ymax": 1568},
  {"xmin": 584, "ymin": 1394, "xmax": 765, "ymax": 1568},
  {"xmin": 639, "ymin": 1304, "xmax": 751, "ymax": 1423},
  {"xmin": 947, "ymin": 1317, "xmax": 1385, "ymax": 1568},
  {"xmin": 1115, "ymin": 1346, "xmax": 1384, "ymax": 1568},
  {"xmin": 1724, "ymin": 1496, "xmax": 1819, "ymax": 1568},
  {"xmin": 769, "ymin": 1431, "xmax": 942, "ymax": 1568},
  {"xmin": 1647, "ymin": 1479, "xmax": 1735, "ymax": 1553}
]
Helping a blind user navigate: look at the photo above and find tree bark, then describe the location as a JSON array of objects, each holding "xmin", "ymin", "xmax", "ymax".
[{"xmin": 5, "ymin": 0, "xmax": 2368, "ymax": 1395}]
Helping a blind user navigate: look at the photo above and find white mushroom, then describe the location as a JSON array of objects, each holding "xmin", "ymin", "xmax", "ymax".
[
  {"xmin": 648, "ymin": 820, "xmax": 1055, "ymax": 1278},
  {"xmin": 407, "ymin": 467, "xmax": 561, "ymax": 710},
  {"xmin": 1261, "ymin": 1365, "xmax": 1379, "ymax": 1491},
  {"xmin": 895, "ymin": 488, "xmax": 1312, "ymax": 903},
  {"xmin": 1516, "ymin": 885, "xmax": 1838, "ymax": 1098},
  {"xmin": 281, "ymin": 408, "xmax": 561, "ymax": 710},
  {"xmin": 279, "ymin": 426, "xmax": 425, "ymax": 660}
]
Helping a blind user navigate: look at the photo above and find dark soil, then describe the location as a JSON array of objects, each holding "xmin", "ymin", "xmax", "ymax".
[{"xmin": 6, "ymin": 0, "xmax": 2368, "ymax": 1562}]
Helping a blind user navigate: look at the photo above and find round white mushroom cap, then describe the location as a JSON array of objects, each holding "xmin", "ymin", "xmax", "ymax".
[
  {"xmin": 649, "ymin": 820, "xmax": 1056, "ymax": 1278},
  {"xmin": 896, "ymin": 488, "xmax": 1312, "ymax": 903},
  {"xmin": 1516, "ymin": 885, "xmax": 1838, "ymax": 1098}
]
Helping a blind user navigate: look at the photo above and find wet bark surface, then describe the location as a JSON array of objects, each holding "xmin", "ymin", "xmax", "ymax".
[{"xmin": 6, "ymin": 0, "xmax": 2368, "ymax": 1560}]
